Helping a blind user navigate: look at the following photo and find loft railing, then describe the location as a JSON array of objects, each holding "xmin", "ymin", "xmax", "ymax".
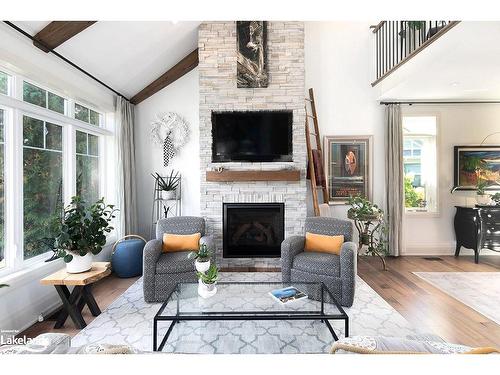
[{"xmin": 371, "ymin": 21, "xmax": 459, "ymax": 86}]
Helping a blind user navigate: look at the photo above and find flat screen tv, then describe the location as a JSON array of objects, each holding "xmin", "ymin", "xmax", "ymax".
[{"xmin": 212, "ymin": 111, "xmax": 293, "ymax": 162}]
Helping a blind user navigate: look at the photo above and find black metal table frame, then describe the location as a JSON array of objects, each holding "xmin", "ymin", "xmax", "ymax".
[{"xmin": 153, "ymin": 282, "xmax": 349, "ymax": 352}]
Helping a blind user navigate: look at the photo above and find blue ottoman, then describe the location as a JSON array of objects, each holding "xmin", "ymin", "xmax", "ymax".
[{"xmin": 112, "ymin": 236, "xmax": 146, "ymax": 278}]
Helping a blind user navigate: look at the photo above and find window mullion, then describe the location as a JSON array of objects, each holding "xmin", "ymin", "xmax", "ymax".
[
  {"xmin": 64, "ymin": 124, "xmax": 76, "ymax": 205},
  {"xmin": 8, "ymin": 110, "xmax": 24, "ymax": 269}
]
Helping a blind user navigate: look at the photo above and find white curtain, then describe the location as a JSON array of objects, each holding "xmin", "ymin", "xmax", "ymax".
[
  {"xmin": 385, "ymin": 104, "xmax": 404, "ymax": 256},
  {"xmin": 115, "ymin": 96, "xmax": 138, "ymax": 236}
]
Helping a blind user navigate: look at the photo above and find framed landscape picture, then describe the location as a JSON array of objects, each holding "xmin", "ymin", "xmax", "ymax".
[
  {"xmin": 453, "ymin": 145, "xmax": 500, "ymax": 190},
  {"xmin": 324, "ymin": 135, "xmax": 372, "ymax": 204}
]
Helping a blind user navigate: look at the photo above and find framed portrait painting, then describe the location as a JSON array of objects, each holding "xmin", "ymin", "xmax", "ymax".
[
  {"xmin": 453, "ymin": 145, "xmax": 500, "ymax": 191},
  {"xmin": 324, "ymin": 135, "xmax": 372, "ymax": 204}
]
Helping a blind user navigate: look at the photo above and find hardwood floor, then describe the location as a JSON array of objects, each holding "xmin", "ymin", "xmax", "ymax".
[
  {"xmin": 358, "ymin": 255, "xmax": 500, "ymax": 348},
  {"xmin": 20, "ymin": 255, "xmax": 500, "ymax": 348},
  {"xmin": 21, "ymin": 274, "xmax": 139, "ymax": 339}
]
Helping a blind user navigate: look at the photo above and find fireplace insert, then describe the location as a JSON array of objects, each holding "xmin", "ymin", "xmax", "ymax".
[{"xmin": 223, "ymin": 203, "xmax": 285, "ymax": 258}]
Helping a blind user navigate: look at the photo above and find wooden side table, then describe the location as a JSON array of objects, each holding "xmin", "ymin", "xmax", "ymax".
[{"xmin": 40, "ymin": 262, "xmax": 111, "ymax": 329}]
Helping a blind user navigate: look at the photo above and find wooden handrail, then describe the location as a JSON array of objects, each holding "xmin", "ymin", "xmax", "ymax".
[{"xmin": 370, "ymin": 21, "xmax": 386, "ymax": 34}]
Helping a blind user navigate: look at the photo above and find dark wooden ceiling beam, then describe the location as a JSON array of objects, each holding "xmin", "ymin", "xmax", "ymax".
[
  {"xmin": 33, "ymin": 21, "xmax": 97, "ymax": 52},
  {"xmin": 130, "ymin": 48, "xmax": 199, "ymax": 105}
]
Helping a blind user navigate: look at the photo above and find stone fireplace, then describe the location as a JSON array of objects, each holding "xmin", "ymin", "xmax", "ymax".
[{"xmin": 199, "ymin": 21, "xmax": 306, "ymax": 266}]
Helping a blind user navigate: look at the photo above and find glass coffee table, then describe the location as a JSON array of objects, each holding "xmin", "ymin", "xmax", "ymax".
[{"xmin": 153, "ymin": 282, "xmax": 349, "ymax": 352}]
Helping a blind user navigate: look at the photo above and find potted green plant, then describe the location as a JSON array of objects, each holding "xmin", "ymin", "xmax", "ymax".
[
  {"xmin": 347, "ymin": 196, "xmax": 389, "ymax": 271},
  {"xmin": 152, "ymin": 171, "xmax": 179, "ymax": 200},
  {"xmin": 49, "ymin": 196, "xmax": 117, "ymax": 273},
  {"xmin": 188, "ymin": 243, "xmax": 212, "ymax": 272},
  {"xmin": 398, "ymin": 21, "xmax": 425, "ymax": 51},
  {"xmin": 196, "ymin": 264, "xmax": 219, "ymax": 298}
]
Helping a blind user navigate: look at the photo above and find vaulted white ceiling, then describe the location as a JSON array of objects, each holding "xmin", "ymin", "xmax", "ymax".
[{"xmin": 12, "ymin": 21, "xmax": 200, "ymax": 99}]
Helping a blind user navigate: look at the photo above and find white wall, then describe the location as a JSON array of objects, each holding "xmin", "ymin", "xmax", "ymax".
[
  {"xmin": 402, "ymin": 104, "xmax": 500, "ymax": 255},
  {"xmin": 134, "ymin": 69, "xmax": 200, "ymax": 240},
  {"xmin": 305, "ymin": 22, "xmax": 385, "ymax": 219}
]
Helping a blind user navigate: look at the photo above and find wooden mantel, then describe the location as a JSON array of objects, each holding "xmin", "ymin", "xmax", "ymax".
[{"xmin": 206, "ymin": 169, "xmax": 301, "ymax": 182}]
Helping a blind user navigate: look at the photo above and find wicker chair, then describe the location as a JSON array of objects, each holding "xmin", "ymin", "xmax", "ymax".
[
  {"xmin": 281, "ymin": 217, "xmax": 357, "ymax": 307},
  {"xmin": 143, "ymin": 216, "xmax": 214, "ymax": 303}
]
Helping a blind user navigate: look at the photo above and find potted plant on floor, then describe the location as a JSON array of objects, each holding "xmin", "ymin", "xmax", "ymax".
[
  {"xmin": 188, "ymin": 243, "xmax": 212, "ymax": 272},
  {"xmin": 49, "ymin": 196, "xmax": 117, "ymax": 273},
  {"xmin": 347, "ymin": 196, "xmax": 389, "ymax": 271},
  {"xmin": 197, "ymin": 264, "xmax": 219, "ymax": 298},
  {"xmin": 152, "ymin": 171, "xmax": 179, "ymax": 200}
]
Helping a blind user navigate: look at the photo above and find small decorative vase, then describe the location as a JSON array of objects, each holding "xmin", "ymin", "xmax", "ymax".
[
  {"xmin": 66, "ymin": 252, "xmax": 93, "ymax": 274},
  {"xmin": 161, "ymin": 190, "xmax": 176, "ymax": 200},
  {"xmin": 195, "ymin": 259, "xmax": 210, "ymax": 272},
  {"xmin": 198, "ymin": 279, "xmax": 217, "ymax": 298}
]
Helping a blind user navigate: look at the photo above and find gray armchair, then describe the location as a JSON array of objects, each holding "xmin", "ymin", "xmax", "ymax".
[
  {"xmin": 143, "ymin": 216, "xmax": 214, "ymax": 303},
  {"xmin": 281, "ymin": 217, "xmax": 357, "ymax": 307}
]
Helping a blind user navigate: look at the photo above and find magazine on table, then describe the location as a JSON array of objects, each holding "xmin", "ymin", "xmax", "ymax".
[{"xmin": 269, "ymin": 286, "xmax": 307, "ymax": 304}]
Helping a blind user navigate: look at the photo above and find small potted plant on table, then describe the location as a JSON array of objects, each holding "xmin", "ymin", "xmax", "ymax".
[
  {"xmin": 188, "ymin": 243, "xmax": 212, "ymax": 272},
  {"xmin": 197, "ymin": 264, "xmax": 219, "ymax": 298},
  {"xmin": 49, "ymin": 196, "xmax": 116, "ymax": 273},
  {"xmin": 476, "ymin": 177, "xmax": 491, "ymax": 205}
]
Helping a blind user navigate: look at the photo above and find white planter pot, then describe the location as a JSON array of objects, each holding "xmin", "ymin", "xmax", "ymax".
[
  {"xmin": 476, "ymin": 194, "xmax": 491, "ymax": 205},
  {"xmin": 161, "ymin": 190, "xmax": 176, "ymax": 200},
  {"xmin": 195, "ymin": 259, "xmax": 210, "ymax": 272},
  {"xmin": 198, "ymin": 279, "xmax": 217, "ymax": 298},
  {"xmin": 66, "ymin": 252, "xmax": 93, "ymax": 274}
]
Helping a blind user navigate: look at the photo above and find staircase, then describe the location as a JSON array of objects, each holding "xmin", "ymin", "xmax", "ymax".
[{"xmin": 371, "ymin": 21, "xmax": 460, "ymax": 86}]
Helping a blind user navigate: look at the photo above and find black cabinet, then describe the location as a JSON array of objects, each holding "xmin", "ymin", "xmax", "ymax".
[{"xmin": 454, "ymin": 206, "xmax": 500, "ymax": 263}]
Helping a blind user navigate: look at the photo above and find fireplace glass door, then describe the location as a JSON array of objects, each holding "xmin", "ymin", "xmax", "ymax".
[{"xmin": 223, "ymin": 203, "xmax": 284, "ymax": 258}]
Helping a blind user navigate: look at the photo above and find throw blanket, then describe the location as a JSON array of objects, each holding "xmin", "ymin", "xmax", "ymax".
[
  {"xmin": 331, "ymin": 336, "xmax": 499, "ymax": 354},
  {"xmin": 307, "ymin": 149, "xmax": 326, "ymax": 187}
]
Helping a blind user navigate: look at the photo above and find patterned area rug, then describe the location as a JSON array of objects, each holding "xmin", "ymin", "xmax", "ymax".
[
  {"xmin": 72, "ymin": 272, "xmax": 428, "ymax": 353},
  {"xmin": 414, "ymin": 272, "xmax": 500, "ymax": 325}
]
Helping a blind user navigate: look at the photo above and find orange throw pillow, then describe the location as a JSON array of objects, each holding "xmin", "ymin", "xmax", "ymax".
[
  {"xmin": 304, "ymin": 232, "xmax": 344, "ymax": 255},
  {"xmin": 162, "ymin": 233, "xmax": 201, "ymax": 253}
]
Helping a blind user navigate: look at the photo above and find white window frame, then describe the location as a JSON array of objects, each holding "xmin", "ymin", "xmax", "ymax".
[
  {"xmin": 402, "ymin": 112, "xmax": 440, "ymax": 217},
  {"xmin": 0, "ymin": 67, "xmax": 113, "ymax": 280},
  {"xmin": 74, "ymin": 101, "xmax": 104, "ymax": 127},
  {"xmin": 0, "ymin": 68, "xmax": 14, "ymax": 97}
]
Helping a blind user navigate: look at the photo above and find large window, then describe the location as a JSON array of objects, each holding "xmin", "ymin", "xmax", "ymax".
[
  {"xmin": 0, "ymin": 109, "xmax": 4, "ymax": 269},
  {"xmin": 403, "ymin": 116, "xmax": 438, "ymax": 213},
  {"xmin": 23, "ymin": 115, "xmax": 63, "ymax": 259},
  {"xmin": 76, "ymin": 131, "xmax": 100, "ymax": 204},
  {"xmin": 0, "ymin": 68, "xmax": 110, "ymax": 277},
  {"xmin": 23, "ymin": 81, "xmax": 67, "ymax": 115}
]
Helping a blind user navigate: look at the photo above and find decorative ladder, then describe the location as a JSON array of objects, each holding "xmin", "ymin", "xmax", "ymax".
[{"xmin": 305, "ymin": 88, "xmax": 329, "ymax": 216}]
